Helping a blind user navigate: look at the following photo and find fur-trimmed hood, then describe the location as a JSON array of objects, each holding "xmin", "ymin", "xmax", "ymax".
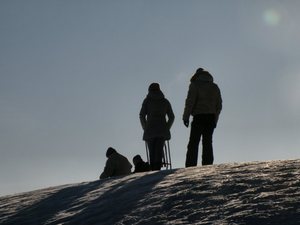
[{"xmin": 190, "ymin": 70, "xmax": 214, "ymax": 83}]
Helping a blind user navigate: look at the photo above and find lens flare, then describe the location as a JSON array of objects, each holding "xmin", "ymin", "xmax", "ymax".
[{"xmin": 263, "ymin": 9, "xmax": 281, "ymax": 26}]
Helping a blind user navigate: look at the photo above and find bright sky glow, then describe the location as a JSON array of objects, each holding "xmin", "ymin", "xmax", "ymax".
[{"xmin": 263, "ymin": 9, "xmax": 281, "ymax": 26}]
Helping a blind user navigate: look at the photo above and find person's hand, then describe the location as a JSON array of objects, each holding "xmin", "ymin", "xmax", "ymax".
[{"xmin": 183, "ymin": 119, "xmax": 189, "ymax": 128}]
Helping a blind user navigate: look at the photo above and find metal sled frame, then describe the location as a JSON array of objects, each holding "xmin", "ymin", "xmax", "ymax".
[{"xmin": 145, "ymin": 140, "xmax": 172, "ymax": 170}]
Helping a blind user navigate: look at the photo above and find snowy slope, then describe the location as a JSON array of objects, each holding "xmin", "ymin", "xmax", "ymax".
[{"xmin": 0, "ymin": 159, "xmax": 299, "ymax": 225}]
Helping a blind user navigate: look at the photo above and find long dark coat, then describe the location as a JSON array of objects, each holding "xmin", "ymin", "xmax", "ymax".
[{"xmin": 139, "ymin": 90, "xmax": 175, "ymax": 141}]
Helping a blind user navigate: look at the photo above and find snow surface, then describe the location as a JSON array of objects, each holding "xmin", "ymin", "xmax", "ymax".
[{"xmin": 0, "ymin": 159, "xmax": 299, "ymax": 225}]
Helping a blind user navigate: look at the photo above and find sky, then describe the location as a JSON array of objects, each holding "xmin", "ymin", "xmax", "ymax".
[{"xmin": 1, "ymin": 0, "xmax": 300, "ymax": 196}]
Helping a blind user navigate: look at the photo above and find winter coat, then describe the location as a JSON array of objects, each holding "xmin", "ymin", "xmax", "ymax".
[
  {"xmin": 100, "ymin": 152, "xmax": 132, "ymax": 179},
  {"xmin": 183, "ymin": 71, "xmax": 222, "ymax": 124},
  {"xmin": 140, "ymin": 90, "xmax": 175, "ymax": 141},
  {"xmin": 133, "ymin": 161, "xmax": 151, "ymax": 173}
]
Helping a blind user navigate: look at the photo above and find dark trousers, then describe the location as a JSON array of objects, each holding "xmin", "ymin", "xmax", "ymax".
[
  {"xmin": 147, "ymin": 137, "xmax": 165, "ymax": 171},
  {"xmin": 185, "ymin": 114, "xmax": 216, "ymax": 167}
]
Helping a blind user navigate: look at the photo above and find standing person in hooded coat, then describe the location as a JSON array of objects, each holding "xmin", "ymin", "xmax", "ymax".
[
  {"xmin": 140, "ymin": 83, "xmax": 175, "ymax": 171},
  {"xmin": 183, "ymin": 68, "xmax": 222, "ymax": 167}
]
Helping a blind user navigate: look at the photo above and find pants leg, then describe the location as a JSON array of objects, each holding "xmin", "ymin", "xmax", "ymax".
[
  {"xmin": 186, "ymin": 114, "xmax": 216, "ymax": 167},
  {"xmin": 147, "ymin": 139, "xmax": 156, "ymax": 170},
  {"xmin": 147, "ymin": 138, "xmax": 165, "ymax": 171},
  {"xmin": 185, "ymin": 119, "xmax": 202, "ymax": 167},
  {"xmin": 153, "ymin": 138, "xmax": 165, "ymax": 170},
  {"xmin": 202, "ymin": 126, "xmax": 214, "ymax": 165}
]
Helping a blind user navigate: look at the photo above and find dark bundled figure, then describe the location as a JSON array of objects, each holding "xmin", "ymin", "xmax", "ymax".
[
  {"xmin": 132, "ymin": 155, "xmax": 151, "ymax": 173},
  {"xmin": 140, "ymin": 83, "xmax": 175, "ymax": 171},
  {"xmin": 183, "ymin": 68, "xmax": 222, "ymax": 167},
  {"xmin": 99, "ymin": 147, "xmax": 132, "ymax": 179}
]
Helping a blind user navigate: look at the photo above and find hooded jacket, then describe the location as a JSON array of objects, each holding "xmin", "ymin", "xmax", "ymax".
[
  {"xmin": 100, "ymin": 152, "xmax": 132, "ymax": 179},
  {"xmin": 183, "ymin": 71, "xmax": 222, "ymax": 123},
  {"xmin": 140, "ymin": 90, "xmax": 175, "ymax": 141}
]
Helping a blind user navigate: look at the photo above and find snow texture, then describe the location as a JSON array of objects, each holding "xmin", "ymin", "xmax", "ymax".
[{"xmin": 0, "ymin": 159, "xmax": 299, "ymax": 225}]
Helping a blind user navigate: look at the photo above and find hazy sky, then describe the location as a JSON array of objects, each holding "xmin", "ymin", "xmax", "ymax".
[{"xmin": 1, "ymin": 0, "xmax": 300, "ymax": 196}]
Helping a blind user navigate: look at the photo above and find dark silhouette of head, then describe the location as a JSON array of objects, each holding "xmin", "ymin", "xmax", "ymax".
[
  {"xmin": 148, "ymin": 83, "xmax": 160, "ymax": 92},
  {"xmin": 190, "ymin": 67, "xmax": 213, "ymax": 82},
  {"xmin": 196, "ymin": 68, "xmax": 204, "ymax": 75},
  {"xmin": 106, "ymin": 147, "xmax": 117, "ymax": 158},
  {"xmin": 133, "ymin": 154, "xmax": 143, "ymax": 166}
]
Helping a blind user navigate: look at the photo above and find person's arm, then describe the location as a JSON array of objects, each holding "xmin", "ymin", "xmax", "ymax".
[
  {"xmin": 183, "ymin": 83, "xmax": 197, "ymax": 124},
  {"xmin": 166, "ymin": 100, "xmax": 175, "ymax": 130},
  {"xmin": 139, "ymin": 99, "xmax": 147, "ymax": 130},
  {"xmin": 99, "ymin": 159, "xmax": 114, "ymax": 179},
  {"xmin": 215, "ymin": 85, "xmax": 223, "ymax": 125}
]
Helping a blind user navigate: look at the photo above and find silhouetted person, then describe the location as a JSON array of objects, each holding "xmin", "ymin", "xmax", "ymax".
[
  {"xmin": 140, "ymin": 83, "xmax": 175, "ymax": 171},
  {"xmin": 133, "ymin": 154, "xmax": 151, "ymax": 173},
  {"xmin": 99, "ymin": 147, "xmax": 132, "ymax": 179},
  {"xmin": 183, "ymin": 68, "xmax": 222, "ymax": 167}
]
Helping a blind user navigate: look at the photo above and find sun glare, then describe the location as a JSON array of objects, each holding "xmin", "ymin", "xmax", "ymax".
[{"xmin": 263, "ymin": 9, "xmax": 281, "ymax": 26}]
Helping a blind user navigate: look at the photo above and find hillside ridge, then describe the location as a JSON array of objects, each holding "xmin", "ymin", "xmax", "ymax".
[{"xmin": 0, "ymin": 159, "xmax": 299, "ymax": 225}]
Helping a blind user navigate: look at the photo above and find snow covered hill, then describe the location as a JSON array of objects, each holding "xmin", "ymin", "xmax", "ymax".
[{"xmin": 0, "ymin": 159, "xmax": 299, "ymax": 225}]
